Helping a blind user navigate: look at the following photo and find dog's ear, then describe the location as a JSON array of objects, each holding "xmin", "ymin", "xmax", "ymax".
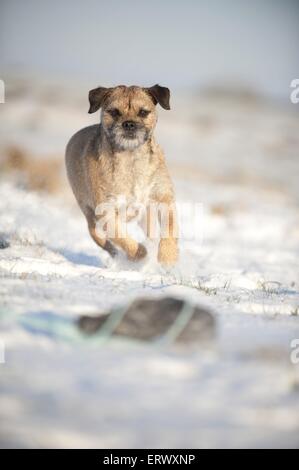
[
  {"xmin": 88, "ymin": 86, "xmax": 111, "ymax": 114},
  {"xmin": 146, "ymin": 84, "xmax": 170, "ymax": 110}
]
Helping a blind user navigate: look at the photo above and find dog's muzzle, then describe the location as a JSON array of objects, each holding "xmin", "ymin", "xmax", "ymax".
[{"xmin": 107, "ymin": 122, "xmax": 149, "ymax": 150}]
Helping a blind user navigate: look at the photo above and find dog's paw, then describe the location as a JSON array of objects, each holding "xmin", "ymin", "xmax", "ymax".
[
  {"xmin": 158, "ymin": 238, "xmax": 178, "ymax": 266},
  {"xmin": 104, "ymin": 240, "xmax": 118, "ymax": 258},
  {"xmin": 128, "ymin": 243, "xmax": 147, "ymax": 261}
]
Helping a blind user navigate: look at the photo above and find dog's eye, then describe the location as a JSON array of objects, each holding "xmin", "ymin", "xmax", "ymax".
[
  {"xmin": 138, "ymin": 109, "xmax": 150, "ymax": 118},
  {"xmin": 108, "ymin": 108, "xmax": 121, "ymax": 118}
]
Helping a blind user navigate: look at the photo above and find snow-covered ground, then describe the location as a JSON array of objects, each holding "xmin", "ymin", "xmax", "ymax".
[{"xmin": 0, "ymin": 79, "xmax": 299, "ymax": 448}]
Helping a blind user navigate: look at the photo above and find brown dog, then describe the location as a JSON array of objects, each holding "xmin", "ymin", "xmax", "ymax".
[{"xmin": 65, "ymin": 84, "xmax": 178, "ymax": 266}]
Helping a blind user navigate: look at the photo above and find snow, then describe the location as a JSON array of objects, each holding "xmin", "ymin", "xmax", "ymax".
[{"xmin": 0, "ymin": 79, "xmax": 299, "ymax": 448}]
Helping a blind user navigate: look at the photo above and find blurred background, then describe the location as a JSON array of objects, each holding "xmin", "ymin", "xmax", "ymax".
[
  {"xmin": 1, "ymin": 0, "xmax": 299, "ymax": 449},
  {"xmin": 1, "ymin": 0, "xmax": 299, "ymax": 96}
]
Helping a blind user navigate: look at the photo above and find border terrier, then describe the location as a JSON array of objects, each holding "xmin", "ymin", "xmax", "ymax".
[{"xmin": 65, "ymin": 84, "xmax": 178, "ymax": 266}]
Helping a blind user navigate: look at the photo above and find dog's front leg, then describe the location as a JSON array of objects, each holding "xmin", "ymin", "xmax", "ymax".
[{"xmin": 154, "ymin": 196, "xmax": 179, "ymax": 266}]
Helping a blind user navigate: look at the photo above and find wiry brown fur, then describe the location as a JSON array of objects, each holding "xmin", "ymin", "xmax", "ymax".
[{"xmin": 65, "ymin": 85, "xmax": 178, "ymax": 265}]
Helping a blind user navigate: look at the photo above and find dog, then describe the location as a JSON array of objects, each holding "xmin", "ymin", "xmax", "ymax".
[{"xmin": 65, "ymin": 84, "xmax": 178, "ymax": 266}]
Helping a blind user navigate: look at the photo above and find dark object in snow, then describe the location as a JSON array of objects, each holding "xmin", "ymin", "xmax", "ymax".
[
  {"xmin": 78, "ymin": 297, "xmax": 215, "ymax": 345},
  {"xmin": 0, "ymin": 234, "xmax": 9, "ymax": 249}
]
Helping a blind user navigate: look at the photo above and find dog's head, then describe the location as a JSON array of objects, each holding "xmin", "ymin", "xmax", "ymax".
[{"xmin": 88, "ymin": 84, "xmax": 170, "ymax": 151}]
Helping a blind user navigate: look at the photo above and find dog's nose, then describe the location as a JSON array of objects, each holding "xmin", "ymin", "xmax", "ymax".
[{"xmin": 122, "ymin": 120, "xmax": 136, "ymax": 131}]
